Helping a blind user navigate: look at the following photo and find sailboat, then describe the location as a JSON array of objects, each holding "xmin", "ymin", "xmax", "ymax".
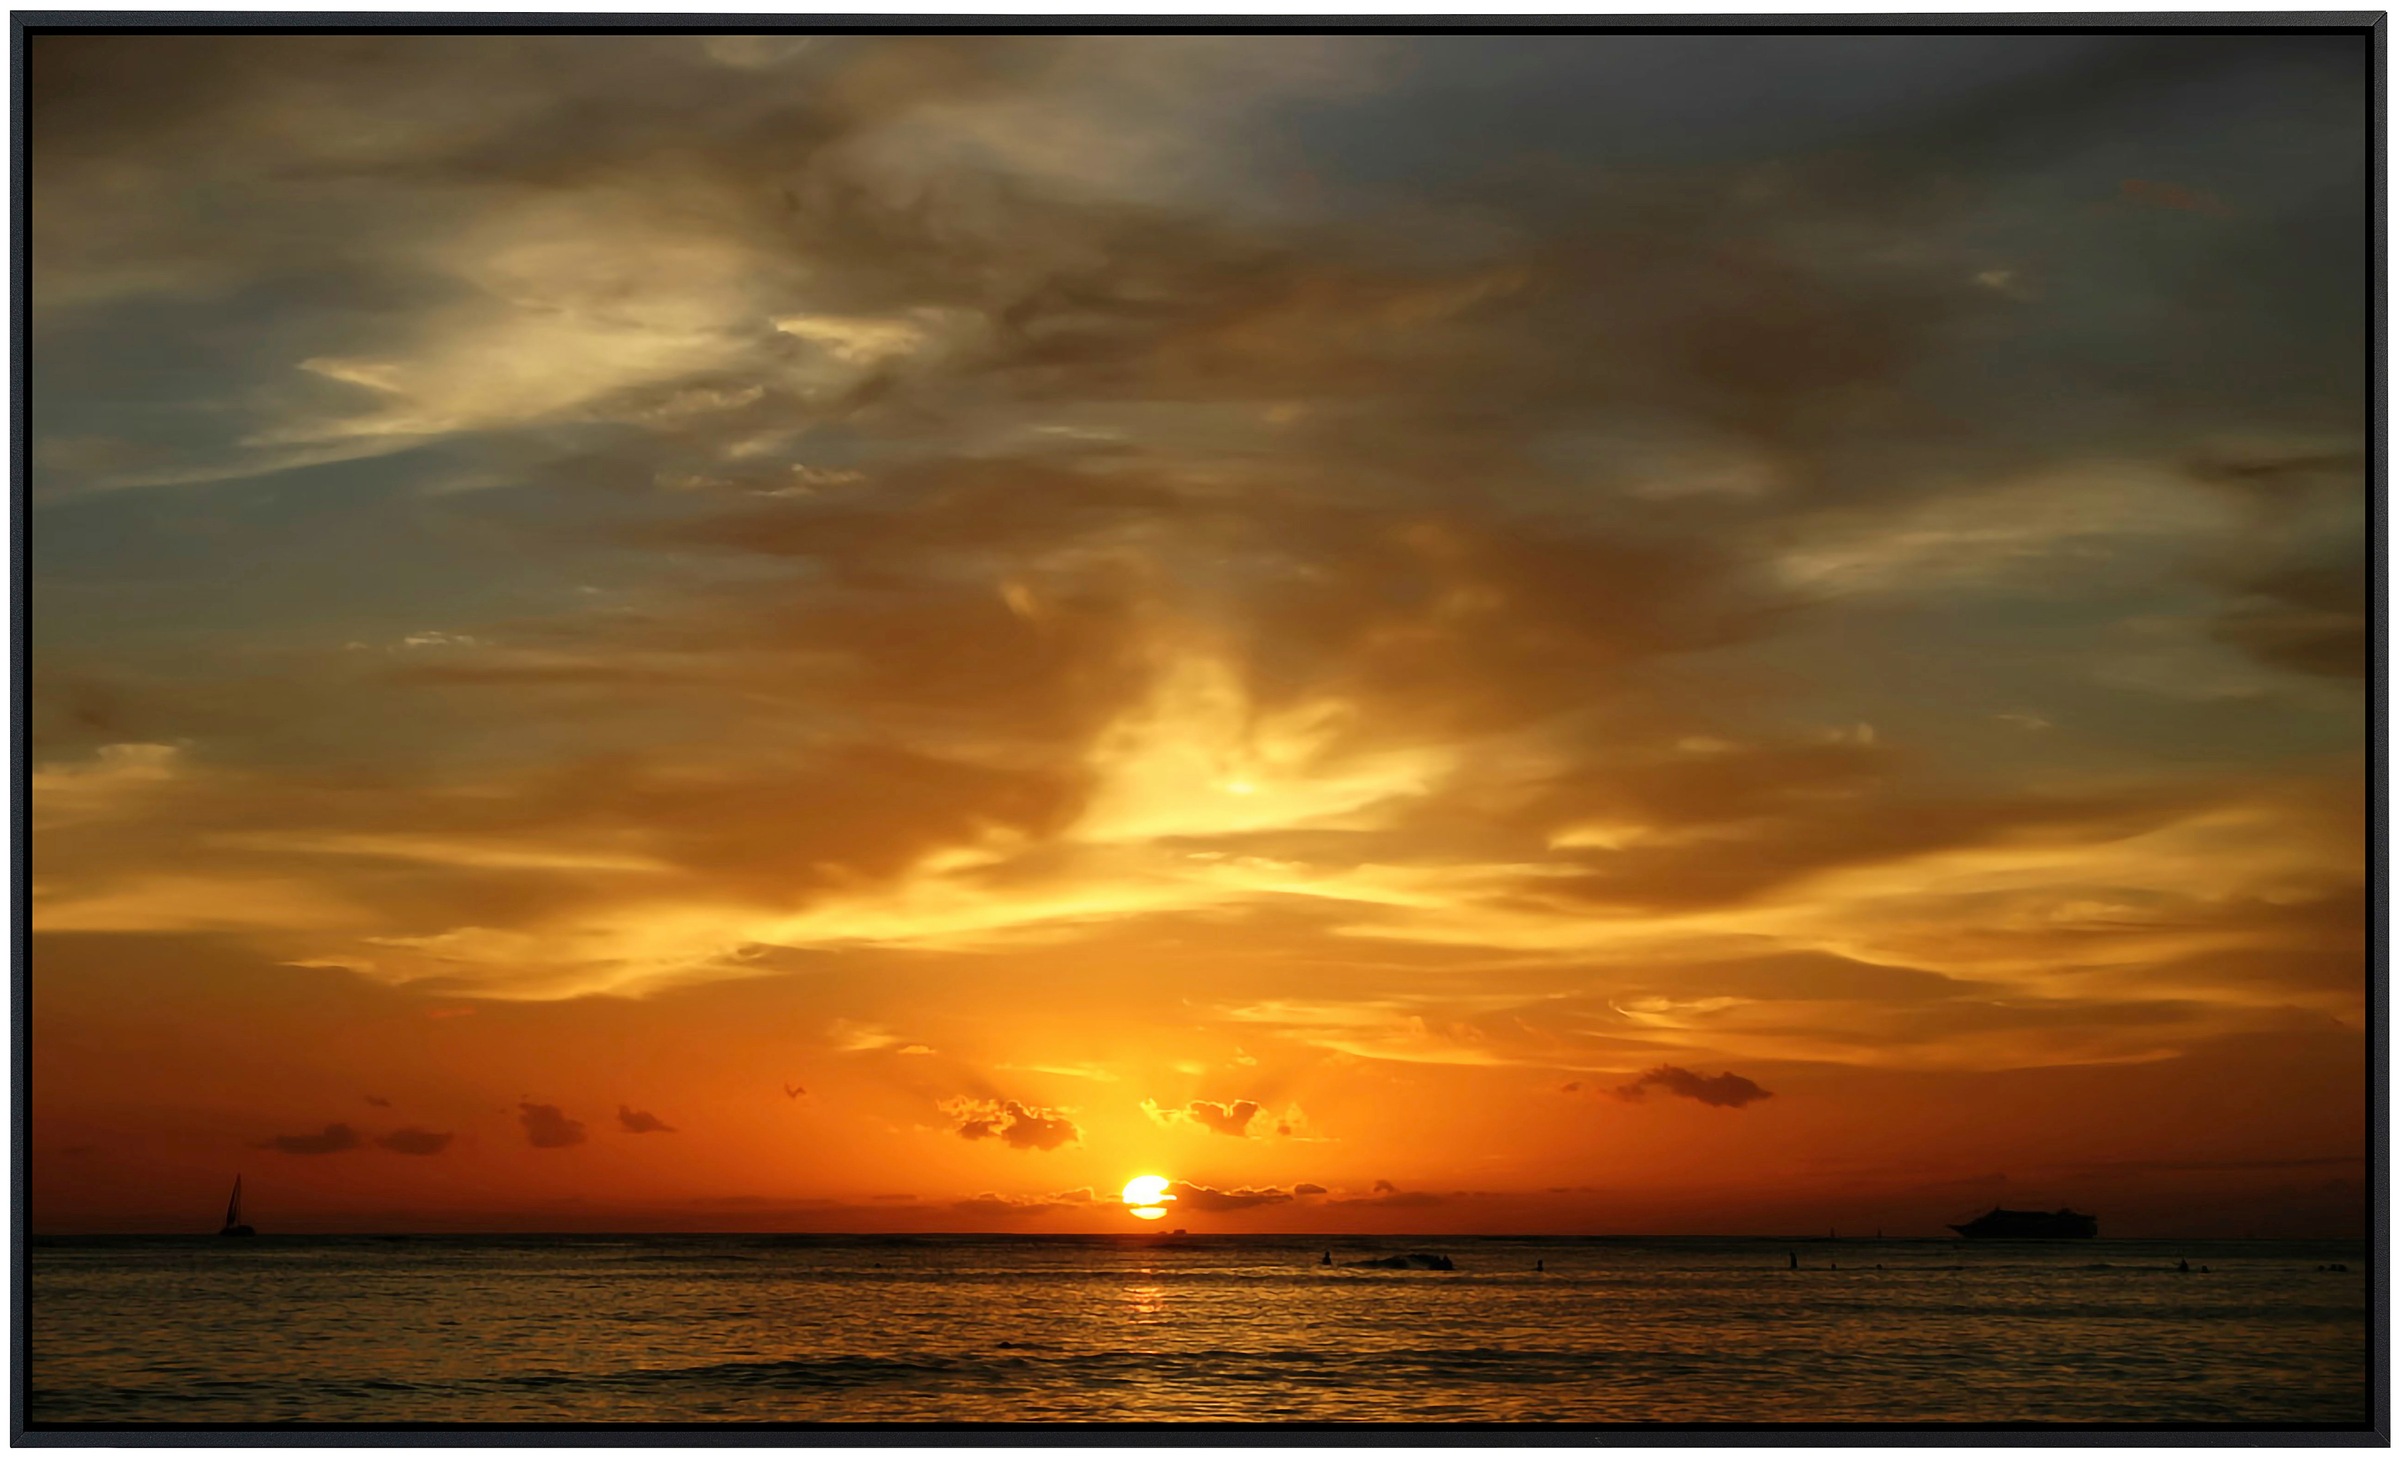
[{"xmin": 218, "ymin": 1176, "xmax": 255, "ymax": 1237}]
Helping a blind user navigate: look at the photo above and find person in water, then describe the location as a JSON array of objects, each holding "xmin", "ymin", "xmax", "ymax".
[
  {"xmin": 1535, "ymin": 1259, "xmax": 1544, "ymax": 1273},
  {"xmin": 1788, "ymin": 1251, "xmax": 1798, "ymax": 1270},
  {"xmin": 2177, "ymin": 1258, "xmax": 2190, "ymax": 1273},
  {"xmin": 1320, "ymin": 1250, "xmax": 1331, "ymax": 1266}
]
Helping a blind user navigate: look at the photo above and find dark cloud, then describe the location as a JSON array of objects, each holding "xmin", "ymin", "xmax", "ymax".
[
  {"xmin": 1504, "ymin": 741, "xmax": 2188, "ymax": 916},
  {"xmin": 617, "ymin": 1105, "xmax": 675, "ymax": 1134},
  {"xmin": 941, "ymin": 1097, "xmax": 1081, "ymax": 1151},
  {"xmin": 473, "ymin": 744, "xmax": 1086, "ymax": 910},
  {"xmin": 1293, "ymin": 1182, "xmax": 1328, "ymax": 1196},
  {"xmin": 363, "ymin": 1094, "xmax": 391, "ymax": 1108},
  {"xmin": 2179, "ymin": 444, "xmax": 2368, "ymax": 682},
  {"xmin": 375, "ymin": 1127, "xmax": 453, "ymax": 1156},
  {"xmin": 259, "ymin": 1122, "xmax": 361, "ymax": 1156},
  {"xmin": 2210, "ymin": 561, "xmax": 2367, "ymax": 680},
  {"xmin": 1613, "ymin": 1065, "xmax": 1774, "ymax": 1109},
  {"xmin": 518, "ymin": 1101, "xmax": 587, "ymax": 1148}
]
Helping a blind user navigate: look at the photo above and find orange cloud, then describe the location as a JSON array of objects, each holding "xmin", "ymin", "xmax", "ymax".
[{"xmin": 940, "ymin": 1098, "xmax": 1081, "ymax": 1152}]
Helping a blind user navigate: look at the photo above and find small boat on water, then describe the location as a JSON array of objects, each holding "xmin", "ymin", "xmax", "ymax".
[
  {"xmin": 218, "ymin": 1176, "xmax": 255, "ymax": 1237},
  {"xmin": 1948, "ymin": 1206, "xmax": 2096, "ymax": 1239}
]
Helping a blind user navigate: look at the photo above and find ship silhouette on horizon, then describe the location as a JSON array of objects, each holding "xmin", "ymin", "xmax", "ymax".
[{"xmin": 1948, "ymin": 1206, "xmax": 2097, "ymax": 1239}]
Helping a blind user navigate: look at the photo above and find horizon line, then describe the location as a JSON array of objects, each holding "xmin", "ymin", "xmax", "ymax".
[{"xmin": 27, "ymin": 1229, "xmax": 2367, "ymax": 1241}]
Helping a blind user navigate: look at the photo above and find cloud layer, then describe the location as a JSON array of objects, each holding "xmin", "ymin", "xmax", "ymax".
[{"xmin": 25, "ymin": 34, "xmax": 2366, "ymax": 1236}]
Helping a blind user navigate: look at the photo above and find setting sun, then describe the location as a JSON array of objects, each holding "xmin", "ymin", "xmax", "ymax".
[{"xmin": 1121, "ymin": 1175, "xmax": 1175, "ymax": 1221}]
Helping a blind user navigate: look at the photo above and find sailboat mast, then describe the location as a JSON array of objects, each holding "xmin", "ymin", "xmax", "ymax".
[{"xmin": 226, "ymin": 1176, "xmax": 241, "ymax": 1228}]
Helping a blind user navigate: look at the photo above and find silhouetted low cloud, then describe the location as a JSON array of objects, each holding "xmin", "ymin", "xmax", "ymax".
[
  {"xmin": 260, "ymin": 1122, "xmax": 361, "ymax": 1155},
  {"xmin": 1612, "ymin": 1065, "xmax": 1773, "ymax": 1108},
  {"xmin": 1332, "ymin": 1181, "xmax": 1449, "ymax": 1208},
  {"xmin": 617, "ymin": 1105, "xmax": 675, "ymax": 1134},
  {"xmin": 518, "ymin": 1101, "xmax": 587, "ymax": 1148},
  {"xmin": 363, "ymin": 1094, "xmax": 391, "ymax": 1108},
  {"xmin": 1293, "ymin": 1182, "xmax": 1328, "ymax": 1196},
  {"xmin": 940, "ymin": 1096, "xmax": 1081, "ymax": 1151},
  {"xmin": 951, "ymin": 1192, "xmax": 1064, "ymax": 1218},
  {"xmin": 376, "ymin": 1127, "xmax": 452, "ymax": 1156},
  {"xmin": 1166, "ymin": 1181, "xmax": 1294, "ymax": 1212}
]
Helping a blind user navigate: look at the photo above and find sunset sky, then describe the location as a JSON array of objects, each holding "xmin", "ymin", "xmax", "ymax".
[{"xmin": 29, "ymin": 32, "xmax": 2368, "ymax": 1236}]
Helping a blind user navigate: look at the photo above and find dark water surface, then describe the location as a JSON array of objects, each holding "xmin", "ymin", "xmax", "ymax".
[{"xmin": 28, "ymin": 1234, "xmax": 2370, "ymax": 1425}]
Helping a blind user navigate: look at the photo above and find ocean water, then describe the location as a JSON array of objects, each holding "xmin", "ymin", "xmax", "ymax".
[{"xmin": 27, "ymin": 1234, "xmax": 2371, "ymax": 1427}]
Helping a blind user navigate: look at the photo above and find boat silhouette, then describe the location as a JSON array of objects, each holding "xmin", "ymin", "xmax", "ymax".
[
  {"xmin": 218, "ymin": 1176, "xmax": 255, "ymax": 1237},
  {"xmin": 1948, "ymin": 1206, "xmax": 2096, "ymax": 1239}
]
